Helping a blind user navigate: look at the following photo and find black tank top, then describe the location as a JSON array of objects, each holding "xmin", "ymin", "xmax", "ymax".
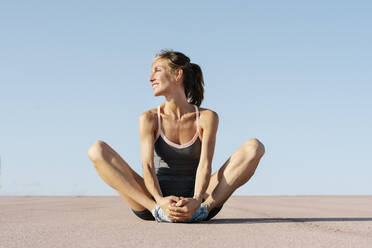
[{"xmin": 153, "ymin": 104, "xmax": 202, "ymax": 197}]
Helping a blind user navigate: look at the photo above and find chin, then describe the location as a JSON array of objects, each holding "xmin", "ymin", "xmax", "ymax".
[{"xmin": 153, "ymin": 89, "xmax": 164, "ymax": 97}]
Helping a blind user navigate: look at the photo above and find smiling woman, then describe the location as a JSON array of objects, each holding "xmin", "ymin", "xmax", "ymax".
[
  {"xmin": 88, "ymin": 49, "xmax": 265, "ymax": 223},
  {"xmin": 149, "ymin": 51, "xmax": 204, "ymax": 107}
]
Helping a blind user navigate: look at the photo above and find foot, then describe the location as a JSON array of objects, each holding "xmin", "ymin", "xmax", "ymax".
[
  {"xmin": 151, "ymin": 204, "xmax": 173, "ymax": 223},
  {"xmin": 182, "ymin": 204, "xmax": 210, "ymax": 223},
  {"xmin": 202, "ymin": 199, "xmax": 215, "ymax": 212}
]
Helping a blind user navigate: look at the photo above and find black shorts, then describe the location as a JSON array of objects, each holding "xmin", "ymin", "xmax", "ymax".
[{"xmin": 131, "ymin": 204, "xmax": 223, "ymax": 222}]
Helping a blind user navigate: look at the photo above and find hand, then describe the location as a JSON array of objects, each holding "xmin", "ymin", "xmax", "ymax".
[
  {"xmin": 167, "ymin": 197, "xmax": 202, "ymax": 222},
  {"xmin": 156, "ymin": 196, "xmax": 180, "ymax": 220}
]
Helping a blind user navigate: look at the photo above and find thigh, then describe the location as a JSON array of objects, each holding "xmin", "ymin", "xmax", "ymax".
[
  {"xmin": 202, "ymin": 140, "xmax": 253, "ymax": 203},
  {"xmin": 100, "ymin": 141, "xmax": 153, "ymax": 199}
]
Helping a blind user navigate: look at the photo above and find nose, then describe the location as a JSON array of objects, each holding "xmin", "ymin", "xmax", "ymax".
[{"xmin": 149, "ymin": 72, "xmax": 155, "ymax": 83}]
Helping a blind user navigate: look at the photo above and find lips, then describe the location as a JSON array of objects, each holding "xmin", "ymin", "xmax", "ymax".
[{"xmin": 152, "ymin": 83, "xmax": 159, "ymax": 88}]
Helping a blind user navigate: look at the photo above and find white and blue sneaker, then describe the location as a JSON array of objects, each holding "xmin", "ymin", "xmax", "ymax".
[
  {"xmin": 151, "ymin": 205, "xmax": 173, "ymax": 223},
  {"xmin": 182, "ymin": 204, "xmax": 210, "ymax": 223}
]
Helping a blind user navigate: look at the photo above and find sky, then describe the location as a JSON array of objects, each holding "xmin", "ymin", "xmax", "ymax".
[{"xmin": 0, "ymin": 1, "xmax": 371, "ymax": 196}]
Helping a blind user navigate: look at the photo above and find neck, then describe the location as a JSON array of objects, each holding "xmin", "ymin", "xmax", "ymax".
[{"xmin": 162, "ymin": 97, "xmax": 194, "ymax": 121}]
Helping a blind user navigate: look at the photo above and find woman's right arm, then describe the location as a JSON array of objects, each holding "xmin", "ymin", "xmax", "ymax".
[{"xmin": 138, "ymin": 111, "xmax": 164, "ymax": 202}]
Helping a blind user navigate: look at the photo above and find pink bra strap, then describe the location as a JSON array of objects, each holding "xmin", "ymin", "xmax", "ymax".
[
  {"xmin": 194, "ymin": 105, "xmax": 200, "ymax": 133},
  {"xmin": 156, "ymin": 105, "xmax": 161, "ymax": 138}
]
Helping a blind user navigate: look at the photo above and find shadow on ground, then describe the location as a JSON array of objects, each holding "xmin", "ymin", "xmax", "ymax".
[{"xmin": 202, "ymin": 217, "xmax": 372, "ymax": 224}]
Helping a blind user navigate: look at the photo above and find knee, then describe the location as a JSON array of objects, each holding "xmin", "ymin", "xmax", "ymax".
[
  {"xmin": 88, "ymin": 140, "xmax": 108, "ymax": 162},
  {"xmin": 243, "ymin": 138, "xmax": 265, "ymax": 159}
]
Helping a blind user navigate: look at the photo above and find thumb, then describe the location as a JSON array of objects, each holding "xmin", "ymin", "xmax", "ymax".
[
  {"xmin": 176, "ymin": 199, "xmax": 186, "ymax": 207},
  {"xmin": 169, "ymin": 195, "xmax": 180, "ymax": 202}
]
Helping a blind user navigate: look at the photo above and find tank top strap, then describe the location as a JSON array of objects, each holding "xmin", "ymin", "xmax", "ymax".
[
  {"xmin": 156, "ymin": 105, "xmax": 161, "ymax": 139},
  {"xmin": 156, "ymin": 104, "xmax": 199, "ymax": 141},
  {"xmin": 193, "ymin": 105, "xmax": 200, "ymax": 133}
]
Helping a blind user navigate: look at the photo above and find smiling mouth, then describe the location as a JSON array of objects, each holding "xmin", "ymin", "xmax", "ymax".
[{"xmin": 152, "ymin": 83, "xmax": 159, "ymax": 88}]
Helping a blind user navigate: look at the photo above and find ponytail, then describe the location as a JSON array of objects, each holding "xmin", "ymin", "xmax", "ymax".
[{"xmin": 184, "ymin": 63, "xmax": 204, "ymax": 107}]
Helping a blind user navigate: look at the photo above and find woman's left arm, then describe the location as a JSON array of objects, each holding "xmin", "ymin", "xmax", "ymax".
[{"xmin": 193, "ymin": 109, "xmax": 219, "ymax": 202}]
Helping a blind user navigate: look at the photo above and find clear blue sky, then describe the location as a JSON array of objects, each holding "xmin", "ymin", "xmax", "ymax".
[{"xmin": 0, "ymin": 1, "xmax": 371, "ymax": 196}]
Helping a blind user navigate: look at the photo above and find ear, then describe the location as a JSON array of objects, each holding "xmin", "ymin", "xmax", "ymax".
[{"xmin": 175, "ymin": 68, "xmax": 183, "ymax": 82}]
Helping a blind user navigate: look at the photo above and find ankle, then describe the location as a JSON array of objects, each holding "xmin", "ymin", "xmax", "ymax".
[
  {"xmin": 149, "ymin": 202, "xmax": 157, "ymax": 212},
  {"xmin": 202, "ymin": 199, "xmax": 216, "ymax": 211}
]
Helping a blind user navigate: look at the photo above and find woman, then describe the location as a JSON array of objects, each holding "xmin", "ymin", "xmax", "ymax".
[{"xmin": 88, "ymin": 50, "xmax": 265, "ymax": 223}]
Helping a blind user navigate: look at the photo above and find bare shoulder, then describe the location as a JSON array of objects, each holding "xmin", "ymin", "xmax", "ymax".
[
  {"xmin": 138, "ymin": 107, "xmax": 158, "ymax": 135},
  {"xmin": 198, "ymin": 107, "xmax": 219, "ymax": 127}
]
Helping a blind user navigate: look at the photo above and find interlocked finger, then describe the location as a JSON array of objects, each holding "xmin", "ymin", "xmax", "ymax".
[
  {"xmin": 169, "ymin": 206, "xmax": 188, "ymax": 213},
  {"xmin": 168, "ymin": 210, "xmax": 188, "ymax": 218}
]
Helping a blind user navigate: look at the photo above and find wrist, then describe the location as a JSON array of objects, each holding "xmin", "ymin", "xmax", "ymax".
[{"xmin": 154, "ymin": 195, "xmax": 164, "ymax": 203}]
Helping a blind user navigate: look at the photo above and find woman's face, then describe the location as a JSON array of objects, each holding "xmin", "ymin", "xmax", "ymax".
[{"xmin": 149, "ymin": 58, "xmax": 176, "ymax": 97}]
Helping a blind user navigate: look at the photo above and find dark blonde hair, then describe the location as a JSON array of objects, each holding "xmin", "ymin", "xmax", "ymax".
[{"xmin": 155, "ymin": 49, "xmax": 204, "ymax": 107}]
